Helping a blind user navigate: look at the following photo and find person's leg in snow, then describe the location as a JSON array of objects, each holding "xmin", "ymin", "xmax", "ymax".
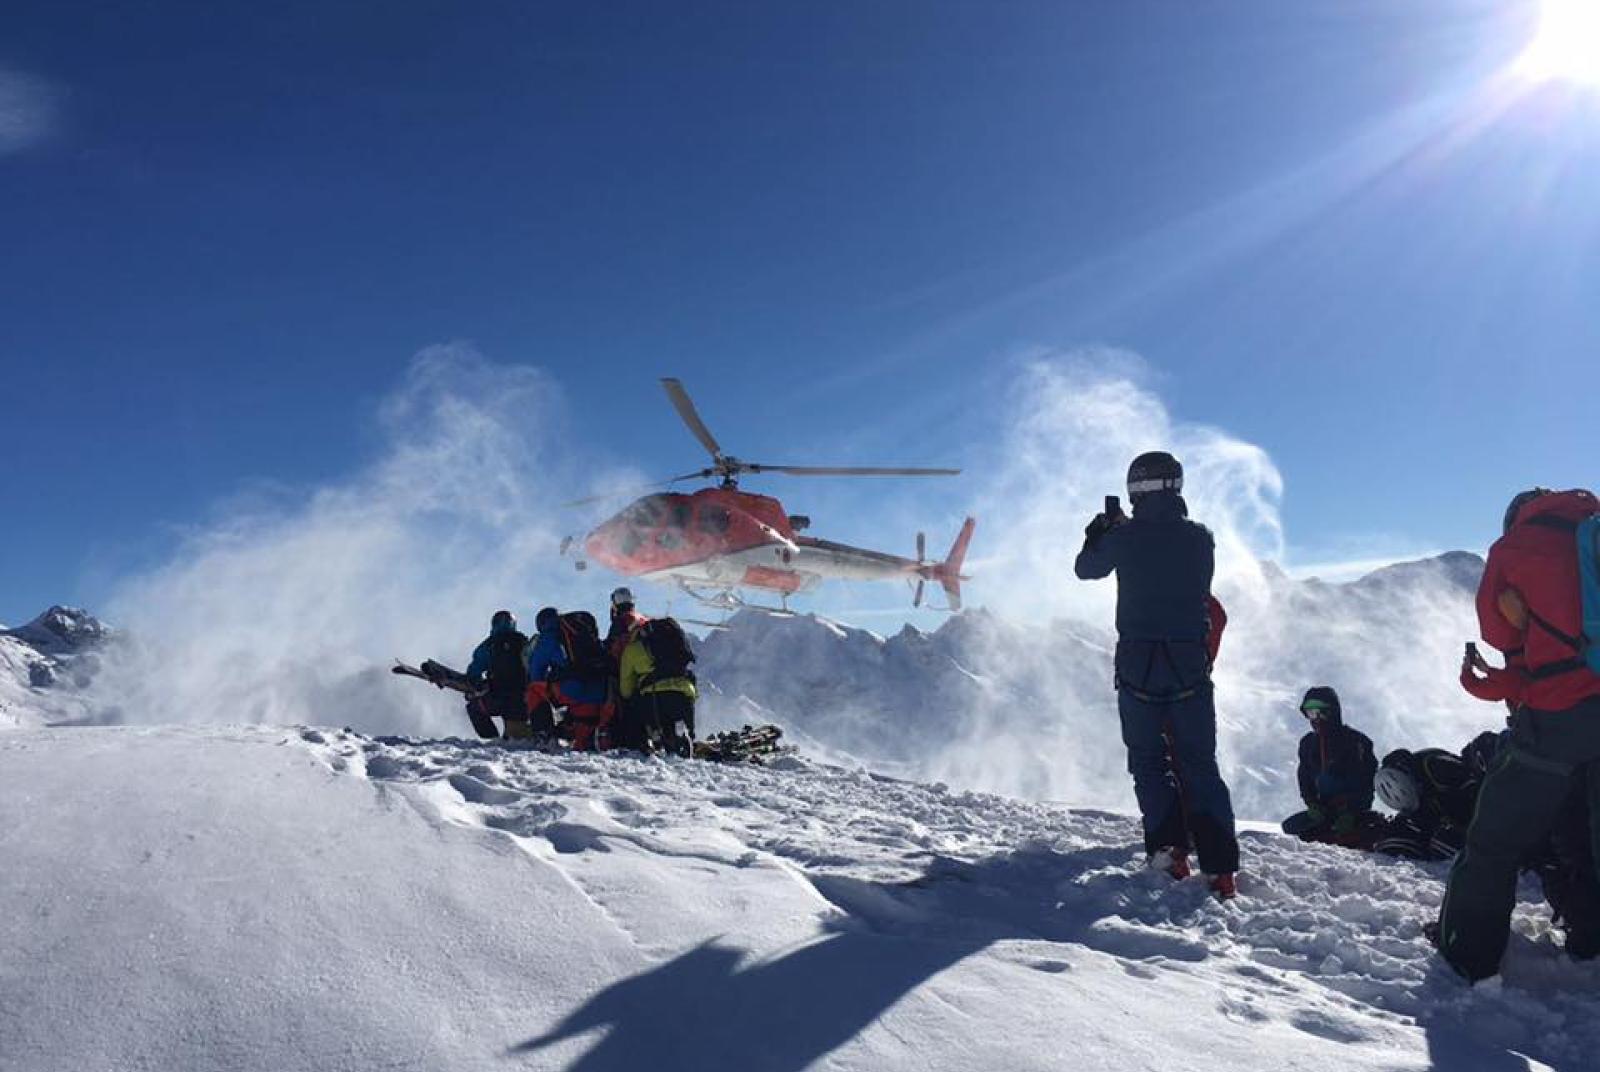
[
  {"xmin": 1162, "ymin": 687, "xmax": 1240, "ymax": 882},
  {"xmin": 1118, "ymin": 691, "xmax": 1191, "ymax": 872},
  {"xmin": 1438, "ymin": 703, "xmax": 1600, "ymax": 981}
]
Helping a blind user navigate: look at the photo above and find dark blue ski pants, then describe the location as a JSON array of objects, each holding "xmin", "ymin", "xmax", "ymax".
[{"xmin": 1119, "ymin": 686, "xmax": 1240, "ymax": 874}]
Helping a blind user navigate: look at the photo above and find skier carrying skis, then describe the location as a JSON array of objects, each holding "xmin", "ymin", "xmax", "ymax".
[
  {"xmin": 1281, "ymin": 686, "xmax": 1381, "ymax": 847},
  {"xmin": 462, "ymin": 610, "xmax": 533, "ymax": 739},
  {"xmin": 1074, "ymin": 451, "xmax": 1240, "ymax": 899},
  {"xmin": 1436, "ymin": 487, "xmax": 1600, "ymax": 982}
]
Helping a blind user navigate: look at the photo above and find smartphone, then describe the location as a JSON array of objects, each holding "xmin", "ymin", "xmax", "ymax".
[
  {"xmin": 1104, "ymin": 494, "xmax": 1123, "ymax": 519},
  {"xmin": 1465, "ymin": 641, "xmax": 1479, "ymax": 661}
]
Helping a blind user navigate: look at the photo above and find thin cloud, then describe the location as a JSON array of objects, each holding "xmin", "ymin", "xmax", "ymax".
[{"xmin": 0, "ymin": 68, "xmax": 59, "ymax": 155}]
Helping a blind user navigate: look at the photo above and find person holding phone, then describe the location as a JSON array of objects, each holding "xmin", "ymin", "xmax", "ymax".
[{"xmin": 1075, "ymin": 451, "xmax": 1240, "ymax": 900}]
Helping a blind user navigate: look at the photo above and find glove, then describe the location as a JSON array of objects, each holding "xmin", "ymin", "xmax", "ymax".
[{"xmin": 1084, "ymin": 513, "xmax": 1114, "ymax": 543}]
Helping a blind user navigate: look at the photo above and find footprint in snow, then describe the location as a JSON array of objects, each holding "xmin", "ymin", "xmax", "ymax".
[
  {"xmin": 446, "ymin": 773, "xmax": 524, "ymax": 808},
  {"xmin": 1288, "ymin": 1007, "xmax": 1374, "ymax": 1044}
]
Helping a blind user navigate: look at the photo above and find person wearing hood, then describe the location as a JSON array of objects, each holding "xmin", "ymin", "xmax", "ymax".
[
  {"xmin": 1280, "ymin": 686, "xmax": 1379, "ymax": 846},
  {"xmin": 1437, "ymin": 487, "xmax": 1600, "ymax": 982},
  {"xmin": 463, "ymin": 610, "xmax": 532, "ymax": 739},
  {"xmin": 1075, "ymin": 451, "xmax": 1240, "ymax": 900}
]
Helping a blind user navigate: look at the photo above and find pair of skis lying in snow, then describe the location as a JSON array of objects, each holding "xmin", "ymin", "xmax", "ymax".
[{"xmin": 391, "ymin": 660, "xmax": 790, "ymax": 763}]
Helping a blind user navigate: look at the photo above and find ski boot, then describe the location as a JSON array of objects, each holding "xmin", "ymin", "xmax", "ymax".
[
  {"xmin": 1206, "ymin": 873, "xmax": 1237, "ymax": 901},
  {"xmin": 1148, "ymin": 847, "xmax": 1192, "ymax": 881}
]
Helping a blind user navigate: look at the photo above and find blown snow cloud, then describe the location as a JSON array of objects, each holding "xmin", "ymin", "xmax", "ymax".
[{"xmin": 97, "ymin": 346, "xmax": 628, "ymax": 736}]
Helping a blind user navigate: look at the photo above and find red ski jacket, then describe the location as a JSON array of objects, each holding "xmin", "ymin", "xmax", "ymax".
[{"xmin": 1477, "ymin": 489, "xmax": 1600, "ymax": 713}]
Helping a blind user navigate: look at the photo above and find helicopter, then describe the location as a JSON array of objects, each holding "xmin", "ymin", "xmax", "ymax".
[{"xmin": 564, "ymin": 378, "xmax": 975, "ymax": 615}]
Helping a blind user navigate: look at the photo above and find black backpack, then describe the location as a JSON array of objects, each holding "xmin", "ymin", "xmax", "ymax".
[
  {"xmin": 639, "ymin": 617, "xmax": 696, "ymax": 685},
  {"xmin": 557, "ymin": 611, "xmax": 611, "ymax": 684},
  {"xmin": 486, "ymin": 630, "xmax": 528, "ymax": 689}
]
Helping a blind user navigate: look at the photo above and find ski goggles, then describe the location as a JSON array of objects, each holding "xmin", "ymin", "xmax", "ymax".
[{"xmin": 1300, "ymin": 701, "xmax": 1334, "ymax": 720}]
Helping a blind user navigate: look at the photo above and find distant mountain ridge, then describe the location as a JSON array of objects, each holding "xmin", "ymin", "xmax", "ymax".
[{"xmin": 0, "ymin": 606, "xmax": 113, "ymax": 727}]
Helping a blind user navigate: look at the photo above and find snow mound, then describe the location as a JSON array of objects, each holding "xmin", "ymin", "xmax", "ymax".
[{"xmin": 3, "ymin": 725, "xmax": 1592, "ymax": 1071}]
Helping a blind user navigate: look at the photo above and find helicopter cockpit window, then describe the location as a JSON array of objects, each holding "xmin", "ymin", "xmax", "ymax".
[
  {"xmin": 624, "ymin": 496, "xmax": 669, "ymax": 529},
  {"xmin": 696, "ymin": 505, "xmax": 732, "ymax": 535},
  {"xmin": 657, "ymin": 500, "xmax": 691, "ymax": 550}
]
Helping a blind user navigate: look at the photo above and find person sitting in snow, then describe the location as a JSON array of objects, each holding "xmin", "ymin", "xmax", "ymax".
[
  {"xmin": 525, "ymin": 606, "xmax": 614, "ymax": 751},
  {"xmin": 1370, "ymin": 745, "xmax": 1481, "ymax": 860},
  {"xmin": 618, "ymin": 617, "xmax": 698, "ymax": 756},
  {"xmin": 1280, "ymin": 686, "xmax": 1381, "ymax": 847},
  {"xmin": 462, "ymin": 610, "xmax": 532, "ymax": 739}
]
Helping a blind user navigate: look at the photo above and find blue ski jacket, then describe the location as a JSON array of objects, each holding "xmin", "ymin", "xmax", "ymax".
[{"xmin": 526, "ymin": 627, "xmax": 609, "ymax": 705}]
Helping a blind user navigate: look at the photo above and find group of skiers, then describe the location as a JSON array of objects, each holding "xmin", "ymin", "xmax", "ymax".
[
  {"xmin": 461, "ymin": 588, "xmax": 699, "ymax": 756},
  {"xmin": 1078, "ymin": 456, "xmax": 1600, "ymax": 983}
]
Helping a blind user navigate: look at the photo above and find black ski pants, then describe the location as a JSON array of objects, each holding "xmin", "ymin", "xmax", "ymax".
[
  {"xmin": 1119, "ymin": 685, "xmax": 1239, "ymax": 874},
  {"xmin": 1439, "ymin": 696, "xmax": 1600, "ymax": 981}
]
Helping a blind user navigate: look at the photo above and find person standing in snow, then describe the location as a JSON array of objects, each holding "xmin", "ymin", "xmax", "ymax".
[
  {"xmin": 1436, "ymin": 487, "xmax": 1600, "ymax": 982},
  {"xmin": 1280, "ymin": 686, "xmax": 1380, "ymax": 847},
  {"xmin": 462, "ymin": 610, "xmax": 532, "ymax": 739},
  {"xmin": 1074, "ymin": 451, "xmax": 1240, "ymax": 899}
]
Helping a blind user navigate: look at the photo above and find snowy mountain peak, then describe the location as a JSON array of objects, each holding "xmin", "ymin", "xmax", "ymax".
[
  {"xmin": 1352, "ymin": 550, "xmax": 1485, "ymax": 595},
  {"xmin": 3, "ymin": 605, "xmax": 112, "ymax": 655}
]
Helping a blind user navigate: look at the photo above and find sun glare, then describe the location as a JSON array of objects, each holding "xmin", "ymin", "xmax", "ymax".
[{"xmin": 1519, "ymin": 0, "xmax": 1600, "ymax": 87}]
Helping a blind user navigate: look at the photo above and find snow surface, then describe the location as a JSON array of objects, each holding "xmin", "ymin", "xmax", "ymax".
[{"xmin": 4, "ymin": 725, "xmax": 1596, "ymax": 1072}]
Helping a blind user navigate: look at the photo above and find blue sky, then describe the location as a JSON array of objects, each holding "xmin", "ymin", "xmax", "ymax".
[{"xmin": 3, "ymin": 1, "xmax": 1599, "ymax": 625}]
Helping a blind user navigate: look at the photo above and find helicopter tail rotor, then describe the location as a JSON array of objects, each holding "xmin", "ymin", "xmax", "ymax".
[{"xmin": 915, "ymin": 517, "xmax": 975, "ymax": 612}]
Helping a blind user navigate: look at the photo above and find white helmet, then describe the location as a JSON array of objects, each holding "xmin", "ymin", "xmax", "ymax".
[
  {"xmin": 610, "ymin": 586, "xmax": 635, "ymax": 608},
  {"xmin": 1375, "ymin": 766, "xmax": 1419, "ymax": 813}
]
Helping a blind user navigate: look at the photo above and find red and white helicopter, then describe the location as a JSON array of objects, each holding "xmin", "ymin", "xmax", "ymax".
[{"xmin": 565, "ymin": 379, "xmax": 975, "ymax": 615}]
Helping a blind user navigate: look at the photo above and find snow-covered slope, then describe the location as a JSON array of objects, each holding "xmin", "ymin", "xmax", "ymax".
[
  {"xmin": 2, "ymin": 725, "xmax": 1592, "ymax": 1072},
  {"xmin": 0, "ymin": 606, "xmax": 111, "ymax": 729}
]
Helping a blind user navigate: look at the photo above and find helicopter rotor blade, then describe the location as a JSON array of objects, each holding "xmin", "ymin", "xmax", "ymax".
[
  {"xmin": 913, "ymin": 579, "xmax": 925, "ymax": 609},
  {"xmin": 661, "ymin": 378, "xmax": 725, "ymax": 461},
  {"xmin": 916, "ymin": 531, "xmax": 926, "ymax": 564},
  {"xmin": 745, "ymin": 464, "xmax": 961, "ymax": 478}
]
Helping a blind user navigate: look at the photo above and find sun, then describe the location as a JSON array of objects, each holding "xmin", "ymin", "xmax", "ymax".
[{"xmin": 1518, "ymin": 0, "xmax": 1600, "ymax": 87}]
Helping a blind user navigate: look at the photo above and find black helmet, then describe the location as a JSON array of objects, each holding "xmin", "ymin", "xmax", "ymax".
[
  {"xmin": 535, "ymin": 606, "xmax": 560, "ymax": 633},
  {"xmin": 1502, "ymin": 488, "xmax": 1551, "ymax": 534},
  {"xmin": 1127, "ymin": 452, "xmax": 1183, "ymax": 502},
  {"xmin": 491, "ymin": 609, "xmax": 517, "ymax": 632}
]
